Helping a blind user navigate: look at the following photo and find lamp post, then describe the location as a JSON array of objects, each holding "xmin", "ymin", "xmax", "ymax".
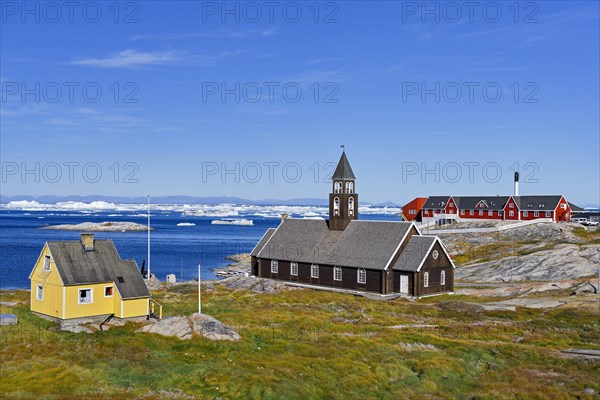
[{"xmin": 198, "ymin": 263, "xmax": 202, "ymax": 315}]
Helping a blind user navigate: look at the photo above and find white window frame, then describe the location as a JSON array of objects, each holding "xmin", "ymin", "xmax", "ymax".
[
  {"xmin": 290, "ymin": 262, "xmax": 298, "ymax": 276},
  {"xmin": 460, "ymin": 210, "xmax": 464, "ymax": 215},
  {"xmin": 104, "ymin": 285, "xmax": 114, "ymax": 298},
  {"xmin": 534, "ymin": 211, "xmax": 539, "ymax": 217},
  {"xmin": 334, "ymin": 197, "xmax": 340, "ymax": 216},
  {"xmin": 523, "ymin": 211, "xmax": 528, "ymax": 217},
  {"xmin": 470, "ymin": 210, "xmax": 474, "ymax": 216},
  {"xmin": 478, "ymin": 210, "xmax": 483, "ymax": 216},
  {"xmin": 357, "ymin": 268, "xmax": 366, "ymax": 284},
  {"xmin": 545, "ymin": 211, "xmax": 551, "ymax": 217},
  {"xmin": 78, "ymin": 288, "xmax": 93, "ymax": 305},
  {"xmin": 271, "ymin": 260, "xmax": 278, "ymax": 273},
  {"xmin": 348, "ymin": 197, "xmax": 354, "ymax": 216},
  {"xmin": 36, "ymin": 284, "xmax": 44, "ymax": 301},
  {"xmin": 424, "ymin": 272, "xmax": 429, "ymax": 288},
  {"xmin": 43, "ymin": 255, "xmax": 51, "ymax": 271},
  {"xmin": 311, "ymin": 264, "xmax": 319, "ymax": 278},
  {"xmin": 333, "ymin": 266, "xmax": 342, "ymax": 281},
  {"xmin": 440, "ymin": 270, "xmax": 446, "ymax": 285},
  {"xmin": 488, "ymin": 210, "xmax": 493, "ymax": 216},
  {"xmin": 432, "ymin": 250, "xmax": 439, "ymax": 260},
  {"xmin": 509, "ymin": 210, "xmax": 514, "ymax": 217},
  {"xmin": 509, "ymin": 203, "xmax": 514, "ymax": 208}
]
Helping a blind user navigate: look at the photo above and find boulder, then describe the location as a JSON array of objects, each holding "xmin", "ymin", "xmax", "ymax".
[
  {"xmin": 190, "ymin": 313, "xmax": 240, "ymax": 341},
  {"xmin": 139, "ymin": 316, "xmax": 192, "ymax": 340},
  {"xmin": 138, "ymin": 314, "xmax": 240, "ymax": 341}
]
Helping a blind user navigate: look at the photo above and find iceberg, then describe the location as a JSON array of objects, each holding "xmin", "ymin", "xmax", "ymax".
[{"xmin": 211, "ymin": 219, "xmax": 254, "ymax": 226}]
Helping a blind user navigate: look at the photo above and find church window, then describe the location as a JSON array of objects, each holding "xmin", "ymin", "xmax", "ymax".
[
  {"xmin": 357, "ymin": 268, "xmax": 366, "ymax": 284},
  {"xmin": 348, "ymin": 197, "xmax": 354, "ymax": 216},
  {"xmin": 334, "ymin": 266, "xmax": 342, "ymax": 281}
]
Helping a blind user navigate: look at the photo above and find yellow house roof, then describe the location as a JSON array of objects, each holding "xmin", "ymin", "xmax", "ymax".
[{"xmin": 45, "ymin": 239, "xmax": 150, "ymax": 299}]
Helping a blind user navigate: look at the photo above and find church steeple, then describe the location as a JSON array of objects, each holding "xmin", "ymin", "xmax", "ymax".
[{"xmin": 329, "ymin": 147, "xmax": 358, "ymax": 230}]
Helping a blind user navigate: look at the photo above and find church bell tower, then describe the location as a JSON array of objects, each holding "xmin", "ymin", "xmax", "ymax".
[{"xmin": 329, "ymin": 147, "xmax": 358, "ymax": 230}]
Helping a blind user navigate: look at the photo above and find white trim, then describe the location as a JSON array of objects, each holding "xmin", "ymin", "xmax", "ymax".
[
  {"xmin": 290, "ymin": 262, "xmax": 298, "ymax": 276},
  {"xmin": 28, "ymin": 244, "xmax": 65, "ymax": 286},
  {"xmin": 104, "ymin": 285, "xmax": 114, "ymax": 298},
  {"xmin": 423, "ymin": 272, "xmax": 429, "ymax": 287},
  {"xmin": 310, "ymin": 264, "xmax": 319, "ymax": 278},
  {"xmin": 270, "ymin": 260, "xmax": 279, "ymax": 273},
  {"xmin": 440, "ymin": 270, "xmax": 446, "ymax": 285},
  {"xmin": 357, "ymin": 268, "xmax": 366, "ymax": 284},
  {"xmin": 333, "ymin": 266, "xmax": 342, "ymax": 281},
  {"xmin": 77, "ymin": 288, "xmax": 94, "ymax": 305},
  {"xmin": 120, "ymin": 299, "xmax": 124, "ymax": 318},
  {"xmin": 36, "ymin": 284, "xmax": 44, "ymax": 301},
  {"xmin": 43, "ymin": 255, "xmax": 51, "ymax": 271},
  {"xmin": 384, "ymin": 223, "xmax": 416, "ymax": 270},
  {"xmin": 250, "ymin": 228, "xmax": 276, "ymax": 258}
]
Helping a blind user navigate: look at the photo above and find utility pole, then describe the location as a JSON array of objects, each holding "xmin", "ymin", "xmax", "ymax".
[
  {"xmin": 147, "ymin": 195, "xmax": 151, "ymax": 280},
  {"xmin": 198, "ymin": 263, "xmax": 202, "ymax": 315}
]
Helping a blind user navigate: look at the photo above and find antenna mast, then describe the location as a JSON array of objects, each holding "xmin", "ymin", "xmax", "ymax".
[{"xmin": 147, "ymin": 195, "xmax": 151, "ymax": 280}]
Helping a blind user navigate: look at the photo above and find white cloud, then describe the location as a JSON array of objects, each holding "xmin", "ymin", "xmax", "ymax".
[{"xmin": 70, "ymin": 49, "xmax": 186, "ymax": 68}]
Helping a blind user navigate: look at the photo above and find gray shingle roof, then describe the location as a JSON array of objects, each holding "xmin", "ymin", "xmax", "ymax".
[
  {"xmin": 568, "ymin": 202, "xmax": 584, "ymax": 212},
  {"xmin": 392, "ymin": 235, "xmax": 436, "ymax": 272},
  {"xmin": 332, "ymin": 151, "xmax": 356, "ymax": 180},
  {"xmin": 454, "ymin": 196, "xmax": 509, "ymax": 210},
  {"xmin": 422, "ymin": 196, "xmax": 451, "ymax": 209},
  {"xmin": 47, "ymin": 240, "xmax": 150, "ymax": 299},
  {"xmin": 256, "ymin": 219, "xmax": 413, "ymax": 270},
  {"xmin": 514, "ymin": 195, "xmax": 563, "ymax": 211},
  {"xmin": 251, "ymin": 228, "xmax": 276, "ymax": 256}
]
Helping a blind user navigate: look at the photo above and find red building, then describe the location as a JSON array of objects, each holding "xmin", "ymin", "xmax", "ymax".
[
  {"xmin": 406, "ymin": 195, "xmax": 571, "ymax": 223},
  {"xmin": 401, "ymin": 197, "xmax": 427, "ymax": 221}
]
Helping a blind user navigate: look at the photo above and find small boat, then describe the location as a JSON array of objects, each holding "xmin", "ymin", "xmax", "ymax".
[
  {"xmin": 211, "ymin": 219, "xmax": 254, "ymax": 226},
  {"xmin": 177, "ymin": 222, "xmax": 196, "ymax": 227}
]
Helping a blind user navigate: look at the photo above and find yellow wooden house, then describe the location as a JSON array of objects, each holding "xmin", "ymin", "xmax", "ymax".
[{"xmin": 29, "ymin": 233, "xmax": 150, "ymax": 321}]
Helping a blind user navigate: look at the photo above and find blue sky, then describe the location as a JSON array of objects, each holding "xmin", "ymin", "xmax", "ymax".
[{"xmin": 1, "ymin": 1, "xmax": 599, "ymax": 206}]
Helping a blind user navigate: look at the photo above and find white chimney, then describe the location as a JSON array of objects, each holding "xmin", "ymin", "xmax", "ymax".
[
  {"xmin": 81, "ymin": 233, "xmax": 94, "ymax": 251},
  {"xmin": 514, "ymin": 171, "xmax": 519, "ymax": 197}
]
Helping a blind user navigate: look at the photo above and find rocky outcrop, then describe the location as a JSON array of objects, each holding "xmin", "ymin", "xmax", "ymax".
[
  {"xmin": 138, "ymin": 314, "xmax": 240, "ymax": 341},
  {"xmin": 216, "ymin": 276, "xmax": 290, "ymax": 294},
  {"xmin": 456, "ymin": 244, "xmax": 599, "ymax": 282}
]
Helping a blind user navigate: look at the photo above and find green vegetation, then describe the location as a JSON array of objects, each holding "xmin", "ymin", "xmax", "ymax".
[
  {"xmin": 572, "ymin": 227, "xmax": 600, "ymax": 244},
  {"xmin": 1, "ymin": 287, "xmax": 599, "ymax": 399}
]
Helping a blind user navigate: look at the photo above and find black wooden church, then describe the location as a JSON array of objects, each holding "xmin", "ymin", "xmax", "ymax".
[{"xmin": 250, "ymin": 150, "xmax": 454, "ymax": 297}]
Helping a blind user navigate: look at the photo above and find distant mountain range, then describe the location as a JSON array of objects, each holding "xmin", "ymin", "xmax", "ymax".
[{"xmin": 0, "ymin": 195, "xmax": 402, "ymax": 208}]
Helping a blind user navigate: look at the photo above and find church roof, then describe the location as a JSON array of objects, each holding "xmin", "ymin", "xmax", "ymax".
[
  {"xmin": 391, "ymin": 236, "xmax": 436, "ymax": 272},
  {"xmin": 254, "ymin": 218, "xmax": 413, "ymax": 270},
  {"xmin": 332, "ymin": 151, "xmax": 356, "ymax": 180}
]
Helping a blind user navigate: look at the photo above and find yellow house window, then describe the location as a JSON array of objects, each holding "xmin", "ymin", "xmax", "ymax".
[
  {"xmin": 78, "ymin": 288, "xmax": 93, "ymax": 304},
  {"xmin": 43, "ymin": 255, "xmax": 51, "ymax": 271},
  {"xmin": 36, "ymin": 285, "xmax": 44, "ymax": 301},
  {"xmin": 104, "ymin": 286, "xmax": 114, "ymax": 297}
]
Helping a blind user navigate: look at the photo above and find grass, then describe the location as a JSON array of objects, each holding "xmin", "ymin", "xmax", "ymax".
[{"xmin": 1, "ymin": 286, "xmax": 599, "ymax": 399}]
